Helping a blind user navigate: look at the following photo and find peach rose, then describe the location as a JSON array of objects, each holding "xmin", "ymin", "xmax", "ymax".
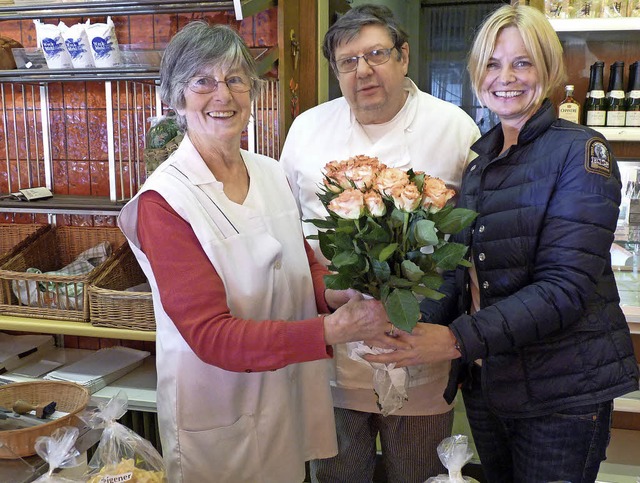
[
  {"xmin": 324, "ymin": 160, "xmax": 352, "ymax": 192},
  {"xmin": 422, "ymin": 176, "xmax": 456, "ymax": 212},
  {"xmin": 390, "ymin": 183, "xmax": 422, "ymax": 212},
  {"xmin": 363, "ymin": 190, "xmax": 386, "ymax": 217},
  {"xmin": 376, "ymin": 168, "xmax": 410, "ymax": 196},
  {"xmin": 345, "ymin": 163, "xmax": 377, "ymax": 191},
  {"xmin": 328, "ymin": 188, "xmax": 365, "ymax": 219}
]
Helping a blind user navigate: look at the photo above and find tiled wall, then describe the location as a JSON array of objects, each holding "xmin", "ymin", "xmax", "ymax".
[
  {"xmin": 0, "ymin": 8, "xmax": 278, "ymax": 228},
  {"xmin": 0, "ymin": 9, "xmax": 278, "ymax": 352}
]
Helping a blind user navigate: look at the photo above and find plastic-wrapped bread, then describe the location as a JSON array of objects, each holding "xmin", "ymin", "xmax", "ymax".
[{"xmin": 85, "ymin": 16, "xmax": 122, "ymax": 68}]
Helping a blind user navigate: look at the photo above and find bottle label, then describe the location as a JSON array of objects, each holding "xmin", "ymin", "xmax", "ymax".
[
  {"xmin": 609, "ymin": 90, "xmax": 625, "ymax": 99},
  {"xmin": 607, "ymin": 111, "xmax": 626, "ymax": 126},
  {"xmin": 630, "ymin": 90, "xmax": 640, "ymax": 100},
  {"xmin": 558, "ymin": 103, "xmax": 580, "ymax": 124},
  {"xmin": 586, "ymin": 110, "xmax": 606, "ymax": 126},
  {"xmin": 590, "ymin": 90, "xmax": 606, "ymax": 99},
  {"xmin": 626, "ymin": 111, "xmax": 640, "ymax": 127}
]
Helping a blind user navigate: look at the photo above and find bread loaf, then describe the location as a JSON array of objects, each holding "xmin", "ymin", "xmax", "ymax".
[{"xmin": 0, "ymin": 36, "xmax": 24, "ymax": 70}]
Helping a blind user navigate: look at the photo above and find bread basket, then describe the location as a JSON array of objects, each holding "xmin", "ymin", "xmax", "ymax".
[{"xmin": 0, "ymin": 381, "xmax": 90, "ymax": 459}]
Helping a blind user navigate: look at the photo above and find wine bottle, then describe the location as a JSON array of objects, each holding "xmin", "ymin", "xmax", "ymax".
[
  {"xmin": 558, "ymin": 84, "xmax": 581, "ymax": 123},
  {"xmin": 606, "ymin": 61, "xmax": 626, "ymax": 127},
  {"xmin": 585, "ymin": 61, "xmax": 607, "ymax": 127},
  {"xmin": 626, "ymin": 61, "xmax": 640, "ymax": 127}
]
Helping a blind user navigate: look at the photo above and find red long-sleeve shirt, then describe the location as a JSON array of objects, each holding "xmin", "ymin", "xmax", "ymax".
[{"xmin": 137, "ymin": 190, "xmax": 333, "ymax": 373}]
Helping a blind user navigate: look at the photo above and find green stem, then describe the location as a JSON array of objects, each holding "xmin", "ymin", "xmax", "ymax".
[{"xmin": 402, "ymin": 211, "xmax": 409, "ymax": 254}]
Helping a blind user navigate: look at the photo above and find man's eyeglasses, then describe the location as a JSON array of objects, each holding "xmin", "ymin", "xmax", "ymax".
[
  {"xmin": 185, "ymin": 75, "xmax": 253, "ymax": 94},
  {"xmin": 334, "ymin": 47, "xmax": 396, "ymax": 73}
]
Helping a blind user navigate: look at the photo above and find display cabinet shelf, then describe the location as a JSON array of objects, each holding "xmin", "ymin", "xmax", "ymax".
[
  {"xmin": 549, "ymin": 17, "xmax": 640, "ymax": 32},
  {"xmin": 0, "ymin": 0, "xmax": 274, "ymax": 21},
  {"xmin": 595, "ymin": 127, "xmax": 640, "ymax": 143},
  {"xmin": 0, "ymin": 314, "xmax": 155, "ymax": 341}
]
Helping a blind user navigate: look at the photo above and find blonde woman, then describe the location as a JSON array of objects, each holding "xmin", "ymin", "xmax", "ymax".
[{"xmin": 367, "ymin": 5, "xmax": 639, "ymax": 482}]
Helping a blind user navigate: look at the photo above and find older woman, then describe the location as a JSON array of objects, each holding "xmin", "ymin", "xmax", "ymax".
[
  {"xmin": 366, "ymin": 5, "xmax": 639, "ymax": 482},
  {"xmin": 118, "ymin": 22, "xmax": 395, "ymax": 483}
]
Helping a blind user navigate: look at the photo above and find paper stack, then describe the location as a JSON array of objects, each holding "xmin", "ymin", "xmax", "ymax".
[
  {"xmin": 0, "ymin": 332, "xmax": 55, "ymax": 375},
  {"xmin": 44, "ymin": 346, "xmax": 150, "ymax": 394}
]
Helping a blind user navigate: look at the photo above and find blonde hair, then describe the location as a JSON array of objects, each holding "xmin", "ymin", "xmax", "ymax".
[{"xmin": 467, "ymin": 4, "xmax": 566, "ymax": 108}]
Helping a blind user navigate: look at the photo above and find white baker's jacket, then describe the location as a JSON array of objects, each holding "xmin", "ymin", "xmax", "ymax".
[
  {"xmin": 280, "ymin": 78, "xmax": 481, "ymax": 414},
  {"xmin": 118, "ymin": 136, "xmax": 336, "ymax": 483}
]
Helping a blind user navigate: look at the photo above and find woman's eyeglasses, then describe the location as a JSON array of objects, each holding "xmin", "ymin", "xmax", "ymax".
[
  {"xmin": 185, "ymin": 75, "xmax": 253, "ymax": 94},
  {"xmin": 334, "ymin": 47, "xmax": 396, "ymax": 73}
]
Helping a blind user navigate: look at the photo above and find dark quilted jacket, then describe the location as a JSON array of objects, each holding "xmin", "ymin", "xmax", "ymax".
[{"xmin": 421, "ymin": 99, "xmax": 639, "ymax": 417}]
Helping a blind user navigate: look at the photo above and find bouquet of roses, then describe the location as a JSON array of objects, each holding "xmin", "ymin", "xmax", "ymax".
[{"xmin": 306, "ymin": 154, "xmax": 477, "ymax": 333}]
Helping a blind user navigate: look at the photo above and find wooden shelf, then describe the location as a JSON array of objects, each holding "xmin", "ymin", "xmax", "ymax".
[
  {"xmin": 549, "ymin": 17, "xmax": 640, "ymax": 32},
  {"xmin": 0, "ymin": 0, "xmax": 274, "ymax": 21},
  {"xmin": 0, "ymin": 194, "xmax": 127, "ymax": 216},
  {"xmin": 0, "ymin": 314, "xmax": 155, "ymax": 341},
  {"xmin": 593, "ymin": 127, "xmax": 640, "ymax": 143}
]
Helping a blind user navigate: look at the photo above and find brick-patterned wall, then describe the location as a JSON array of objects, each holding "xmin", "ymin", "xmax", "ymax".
[{"xmin": 0, "ymin": 10, "xmax": 278, "ymax": 352}]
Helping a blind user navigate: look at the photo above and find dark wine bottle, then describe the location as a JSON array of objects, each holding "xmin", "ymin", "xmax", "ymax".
[
  {"xmin": 606, "ymin": 61, "xmax": 626, "ymax": 127},
  {"xmin": 585, "ymin": 61, "xmax": 607, "ymax": 127},
  {"xmin": 626, "ymin": 61, "xmax": 640, "ymax": 127}
]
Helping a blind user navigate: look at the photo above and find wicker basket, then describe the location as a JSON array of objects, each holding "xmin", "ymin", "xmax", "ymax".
[
  {"xmin": 0, "ymin": 226, "xmax": 126, "ymax": 322},
  {"xmin": 89, "ymin": 243, "xmax": 155, "ymax": 331},
  {"xmin": 0, "ymin": 224, "xmax": 50, "ymax": 266},
  {"xmin": 0, "ymin": 380, "xmax": 90, "ymax": 459}
]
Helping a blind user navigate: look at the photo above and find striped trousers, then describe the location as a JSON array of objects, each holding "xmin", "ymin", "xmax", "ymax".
[{"xmin": 310, "ymin": 407, "xmax": 454, "ymax": 483}]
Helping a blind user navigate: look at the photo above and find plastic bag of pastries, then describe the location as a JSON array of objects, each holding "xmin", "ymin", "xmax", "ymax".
[{"xmin": 0, "ymin": 36, "xmax": 24, "ymax": 70}]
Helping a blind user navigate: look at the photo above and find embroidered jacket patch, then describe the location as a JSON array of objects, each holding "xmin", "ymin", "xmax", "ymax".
[{"xmin": 585, "ymin": 138, "xmax": 612, "ymax": 178}]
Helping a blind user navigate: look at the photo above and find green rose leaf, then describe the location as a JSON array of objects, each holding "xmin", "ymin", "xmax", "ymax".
[
  {"xmin": 414, "ymin": 219, "xmax": 439, "ymax": 246},
  {"xmin": 413, "ymin": 285, "xmax": 446, "ymax": 300},
  {"xmin": 324, "ymin": 273, "xmax": 352, "ymax": 290},
  {"xmin": 372, "ymin": 258, "xmax": 391, "ymax": 282},
  {"xmin": 421, "ymin": 273, "xmax": 443, "ymax": 290},
  {"xmin": 384, "ymin": 288, "xmax": 420, "ymax": 332},
  {"xmin": 378, "ymin": 243, "xmax": 399, "ymax": 262},
  {"xmin": 303, "ymin": 218, "xmax": 338, "ymax": 229},
  {"xmin": 333, "ymin": 251, "xmax": 359, "ymax": 268},
  {"xmin": 433, "ymin": 208, "xmax": 478, "ymax": 234},
  {"xmin": 432, "ymin": 242, "xmax": 469, "ymax": 270},
  {"xmin": 401, "ymin": 260, "xmax": 424, "ymax": 282},
  {"xmin": 317, "ymin": 231, "xmax": 336, "ymax": 260}
]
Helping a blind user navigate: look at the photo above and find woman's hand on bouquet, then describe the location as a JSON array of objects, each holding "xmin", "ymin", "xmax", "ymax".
[
  {"xmin": 363, "ymin": 323, "xmax": 461, "ymax": 367},
  {"xmin": 323, "ymin": 298, "xmax": 409, "ymax": 349},
  {"xmin": 324, "ymin": 288, "xmax": 363, "ymax": 311}
]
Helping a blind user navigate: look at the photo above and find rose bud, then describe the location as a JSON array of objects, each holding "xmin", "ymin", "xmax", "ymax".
[{"xmin": 328, "ymin": 188, "xmax": 365, "ymax": 219}]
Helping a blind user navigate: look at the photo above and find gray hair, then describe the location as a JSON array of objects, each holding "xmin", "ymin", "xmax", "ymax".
[
  {"xmin": 160, "ymin": 21, "xmax": 261, "ymax": 130},
  {"xmin": 322, "ymin": 4, "xmax": 408, "ymax": 69}
]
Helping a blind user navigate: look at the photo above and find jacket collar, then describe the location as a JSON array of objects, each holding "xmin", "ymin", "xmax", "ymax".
[{"xmin": 471, "ymin": 98, "xmax": 555, "ymax": 157}]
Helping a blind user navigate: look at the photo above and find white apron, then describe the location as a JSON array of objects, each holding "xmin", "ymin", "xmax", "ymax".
[{"xmin": 118, "ymin": 137, "xmax": 337, "ymax": 483}]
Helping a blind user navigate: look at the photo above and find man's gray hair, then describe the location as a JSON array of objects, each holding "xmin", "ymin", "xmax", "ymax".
[{"xmin": 322, "ymin": 4, "xmax": 408, "ymax": 67}]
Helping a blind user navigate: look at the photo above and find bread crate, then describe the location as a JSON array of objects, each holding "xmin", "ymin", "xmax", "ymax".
[
  {"xmin": 0, "ymin": 226, "xmax": 126, "ymax": 322},
  {"xmin": 89, "ymin": 243, "xmax": 155, "ymax": 331}
]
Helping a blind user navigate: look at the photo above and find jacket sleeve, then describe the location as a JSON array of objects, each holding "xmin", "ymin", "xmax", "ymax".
[{"xmin": 450, "ymin": 135, "xmax": 621, "ymax": 361}]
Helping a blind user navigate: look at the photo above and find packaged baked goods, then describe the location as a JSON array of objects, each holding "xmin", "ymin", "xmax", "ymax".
[
  {"xmin": 0, "ymin": 36, "xmax": 23, "ymax": 70},
  {"xmin": 59, "ymin": 21, "xmax": 95, "ymax": 68},
  {"xmin": 85, "ymin": 17, "xmax": 122, "ymax": 68},
  {"xmin": 82, "ymin": 391, "xmax": 166, "ymax": 483},
  {"xmin": 34, "ymin": 20, "xmax": 73, "ymax": 69},
  {"xmin": 32, "ymin": 426, "xmax": 83, "ymax": 483}
]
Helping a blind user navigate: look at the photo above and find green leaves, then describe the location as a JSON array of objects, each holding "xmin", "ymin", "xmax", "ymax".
[
  {"xmin": 306, "ymin": 165, "xmax": 477, "ymax": 332},
  {"xmin": 432, "ymin": 207, "xmax": 478, "ymax": 234},
  {"xmin": 383, "ymin": 288, "xmax": 420, "ymax": 332}
]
